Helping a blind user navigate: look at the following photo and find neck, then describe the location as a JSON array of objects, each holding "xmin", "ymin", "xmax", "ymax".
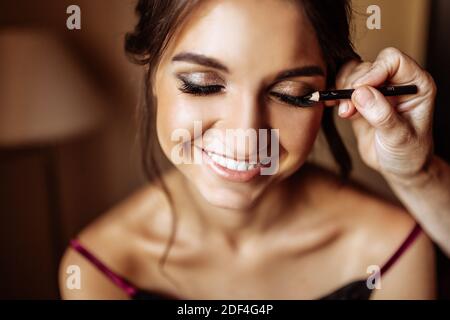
[{"xmin": 167, "ymin": 169, "xmax": 303, "ymax": 250}]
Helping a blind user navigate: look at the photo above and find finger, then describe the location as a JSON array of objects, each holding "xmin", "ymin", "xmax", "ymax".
[
  {"xmin": 336, "ymin": 61, "xmax": 372, "ymax": 90},
  {"xmin": 335, "ymin": 60, "xmax": 362, "ymax": 88},
  {"xmin": 337, "ymin": 100, "xmax": 358, "ymax": 118},
  {"xmin": 352, "ymin": 48, "xmax": 436, "ymax": 137},
  {"xmin": 352, "ymin": 86, "xmax": 411, "ymax": 139},
  {"xmin": 353, "ymin": 47, "xmax": 427, "ymax": 89}
]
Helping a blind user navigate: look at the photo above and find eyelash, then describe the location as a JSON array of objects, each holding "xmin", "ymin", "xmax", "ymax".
[
  {"xmin": 178, "ymin": 80, "xmax": 315, "ymax": 108},
  {"xmin": 179, "ymin": 80, "xmax": 224, "ymax": 96},
  {"xmin": 269, "ymin": 92, "xmax": 316, "ymax": 108}
]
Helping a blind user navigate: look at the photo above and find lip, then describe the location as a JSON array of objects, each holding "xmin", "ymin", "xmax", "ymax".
[{"xmin": 200, "ymin": 147, "xmax": 264, "ymax": 183}]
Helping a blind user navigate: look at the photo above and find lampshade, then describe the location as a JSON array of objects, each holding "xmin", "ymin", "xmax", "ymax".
[{"xmin": 0, "ymin": 28, "xmax": 106, "ymax": 147}]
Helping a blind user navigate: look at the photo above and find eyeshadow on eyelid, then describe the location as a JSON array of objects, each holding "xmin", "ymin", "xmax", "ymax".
[
  {"xmin": 177, "ymin": 72, "xmax": 225, "ymax": 85},
  {"xmin": 271, "ymin": 83, "xmax": 315, "ymax": 96}
]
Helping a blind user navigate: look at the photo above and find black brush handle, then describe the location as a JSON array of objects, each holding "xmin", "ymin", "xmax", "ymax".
[{"xmin": 318, "ymin": 85, "xmax": 418, "ymax": 101}]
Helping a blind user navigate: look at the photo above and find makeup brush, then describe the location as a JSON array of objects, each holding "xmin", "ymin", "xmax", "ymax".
[{"xmin": 303, "ymin": 85, "xmax": 418, "ymax": 103}]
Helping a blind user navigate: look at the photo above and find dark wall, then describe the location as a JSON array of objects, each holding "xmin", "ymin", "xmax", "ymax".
[
  {"xmin": 427, "ymin": 0, "xmax": 450, "ymax": 299},
  {"xmin": 428, "ymin": 0, "xmax": 450, "ymax": 162}
]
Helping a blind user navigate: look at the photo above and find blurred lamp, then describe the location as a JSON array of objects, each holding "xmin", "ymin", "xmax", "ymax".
[
  {"xmin": 0, "ymin": 28, "xmax": 107, "ymax": 266},
  {"xmin": 0, "ymin": 28, "xmax": 105, "ymax": 147}
]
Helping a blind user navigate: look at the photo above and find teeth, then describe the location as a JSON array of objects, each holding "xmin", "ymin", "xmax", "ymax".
[
  {"xmin": 237, "ymin": 162, "xmax": 247, "ymax": 171},
  {"xmin": 206, "ymin": 151, "xmax": 258, "ymax": 171},
  {"xmin": 226, "ymin": 158, "xmax": 238, "ymax": 170}
]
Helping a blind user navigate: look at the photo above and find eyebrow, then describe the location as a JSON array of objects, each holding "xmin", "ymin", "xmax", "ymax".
[
  {"xmin": 171, "ymin": 52, "xmax": 325, "ymax": 80},
  {"xmin": 172, "ymin": 52, "xmax": 229, "ymax": 73},
  {"xmin": 274, "ymin": 66, "xmax": 325, "ymax": 81}
]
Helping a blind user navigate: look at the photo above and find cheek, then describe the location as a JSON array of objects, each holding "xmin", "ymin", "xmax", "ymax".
[
  {"xmin": 155, "ymin": 81, "xmax": 216, "ymax": 159},
  {"xmin": 156, "ymin": 98, "xmax": 198, "ymax": 159},
  {"xmin": 273, "ymin": 106, "xmax": 323, "ymax": 158}
]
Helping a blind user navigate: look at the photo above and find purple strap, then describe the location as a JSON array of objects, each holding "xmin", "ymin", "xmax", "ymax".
[
  {"xmin": 380, "ymin": 223, "xmax": 422, "ymax": 276},
  {"xmin": 70, "ymin": 239, "xmax": 137, "ymax": 297}
]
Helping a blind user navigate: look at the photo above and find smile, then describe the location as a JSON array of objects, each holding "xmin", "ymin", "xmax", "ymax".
[
  {"xmin": 205, "ymin": 150, "xmax": 261, "ymax": 171},
  {"xmin": 200, "ymin": 148, "xmax": 266, "ymax": 182}
]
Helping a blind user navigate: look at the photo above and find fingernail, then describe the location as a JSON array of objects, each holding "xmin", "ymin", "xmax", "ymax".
[
  {"xmin": 338, "ymin": 102, "xmax": 349, "ymax": 116},
  {"xmin": 353, "ymin": 87, "xmax": 374, "ymax": 108}
]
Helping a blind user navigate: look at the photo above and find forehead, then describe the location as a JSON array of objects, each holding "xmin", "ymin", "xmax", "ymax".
[{"xmin": 163, "ymin": 0, "xmax": 325, "ymax": 74}]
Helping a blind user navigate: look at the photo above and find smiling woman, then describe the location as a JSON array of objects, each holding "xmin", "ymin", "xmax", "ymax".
[{"xmin": 59, "ymin": 0, "xmax": 436, "ymax": 300}]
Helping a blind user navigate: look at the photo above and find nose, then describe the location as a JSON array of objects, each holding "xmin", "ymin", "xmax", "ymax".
[
  {"xmin": 229, "ymin": 90, "xmax": 263, "ymax": 130},
  {"xmin": 220, "ymin": 89, "xmax": 268, "ymax": 160}
]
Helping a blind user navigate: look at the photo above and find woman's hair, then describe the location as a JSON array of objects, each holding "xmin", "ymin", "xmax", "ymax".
[{"xmin": 124, "ymin": 0, "xmax": 360, "ymax": 277}]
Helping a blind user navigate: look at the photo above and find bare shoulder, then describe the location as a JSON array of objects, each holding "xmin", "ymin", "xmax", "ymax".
[
  {"xmin": 303, "ymin": 166, "xmax": 436, "ymax": 299},
  {"xmin": 342, "ymin": 184, "xmax": 436, "ymax": 299},
  {"xmin": 59, "ymin": 182, "xmax": 172, "ymax": 299}
]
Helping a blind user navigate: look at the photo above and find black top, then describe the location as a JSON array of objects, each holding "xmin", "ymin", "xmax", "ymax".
[{"xmin": 131, "ymin": 279, "xmax": 372, "ymax": 300}]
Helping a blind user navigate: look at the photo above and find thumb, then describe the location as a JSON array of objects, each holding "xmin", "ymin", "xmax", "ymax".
[
  {"xmin": 352, "ymin": 86, "xmax": 414, "ymax": 149},
  {"xmin": 352, "ymin": 86, "xmax": 405, "ymax": 134}
]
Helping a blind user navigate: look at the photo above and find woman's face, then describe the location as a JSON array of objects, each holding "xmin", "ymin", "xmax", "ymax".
[{"xmin": 154, "ymin": 0, "xmax": 327, "ymax": 210}]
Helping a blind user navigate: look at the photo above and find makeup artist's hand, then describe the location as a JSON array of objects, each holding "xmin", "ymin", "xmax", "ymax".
[
  {"xmin": 334, "ymin": 47, "xmax": 437, "ymax": 181},
  {"xmin": 336, "ymin": 48, "xmax": 450, "ymax": 257}
]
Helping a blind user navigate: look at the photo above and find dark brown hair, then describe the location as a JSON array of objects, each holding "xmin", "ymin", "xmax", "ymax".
[{"xmin": 125, "ymin": 0, "xmax": 360, "ymax": 275}]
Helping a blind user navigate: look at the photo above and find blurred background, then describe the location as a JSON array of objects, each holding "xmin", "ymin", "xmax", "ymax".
[{"xmin": 0, "ymin": 0, "xmax": 448, "ymax": 299}]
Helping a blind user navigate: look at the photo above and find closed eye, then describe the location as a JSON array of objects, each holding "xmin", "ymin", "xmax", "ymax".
[
  {"xmin": 269, "ymin": 92, "xmax": 317, "ymax": 108},
  {"xmin": 178, "ymin": 79, "xmax": 225, "ymax": 96},
  {"xmin": 177, "ymin": 75, "xmax": 318, "ymax": 108}
]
